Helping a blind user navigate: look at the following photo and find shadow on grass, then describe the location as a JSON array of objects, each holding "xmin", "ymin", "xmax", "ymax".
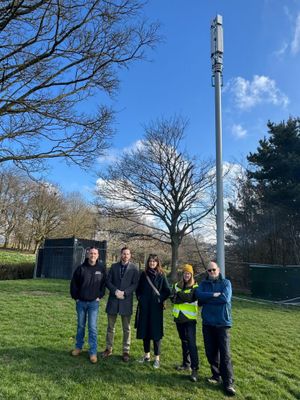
[{"xmin": 0, "ymin": 346, "xmax": 223, "ymax": 396}]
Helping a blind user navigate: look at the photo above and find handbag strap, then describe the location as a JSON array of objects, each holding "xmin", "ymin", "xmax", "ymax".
[{"xmin": 146, "ymin": 274, "xmax": 160, "ymax": 296}]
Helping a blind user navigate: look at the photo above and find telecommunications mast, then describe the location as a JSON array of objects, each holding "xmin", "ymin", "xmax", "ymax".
[{"xmin": 211, "ymin": 15, "xmax": 225, "ymax": 276}]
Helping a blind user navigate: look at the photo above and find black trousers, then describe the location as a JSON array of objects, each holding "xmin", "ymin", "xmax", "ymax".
[
  {"xmin": 143, "ymin": 338, "xmax": 161, "ymax": 356},
  {"xmin": 176, "ymin": 321, "xmax": 199, "ymax": 370},
  {"xmin": 202, "ymin": 325, "xmax": 234, "ymax": 386}
]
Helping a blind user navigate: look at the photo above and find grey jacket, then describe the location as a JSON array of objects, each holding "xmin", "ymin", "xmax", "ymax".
[{"xmin": 105, "ymin": 261, "xmax": 139, "ymax": 316}]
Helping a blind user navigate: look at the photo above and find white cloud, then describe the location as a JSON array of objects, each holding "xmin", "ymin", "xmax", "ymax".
[
  {"xmin": 97, "ymin": 140, "xmax": 144, "ymax": 165},
  {"xmin": 226, "ymin": 75, "xmax": 289, "ymax": 110},
  {"xmin": 291, "ymin": 13, "xmax": 300, "ymax": 54},
  {"xmin": 273, "ymin": 41, "xmax": 288, "ymax": 58},
  {"xmin": 123, "ymin": 140, "xmax": 144, "ymax": 154},
  {"xmin": 274, "ymin": 11, "xmax": 300, "ymax": 56},
  {"xmin": 96, "ymin": 177, "xmax": 135, "ymax": 207},
  {"xmin": 283, "ymin": 5, "xmax": 293, "ymax": 21},
  {"xmin": 97, "ymin": 151, "xmax": 118, "ymax": 165},
  {"xmin": 231, "ymin": 124, "xmax": 247, "ymax": 139}
]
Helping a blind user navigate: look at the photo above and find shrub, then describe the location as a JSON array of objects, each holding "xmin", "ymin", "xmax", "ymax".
[{"xmin": 0, "ymin": 263, "xmax": 35, "ymax": 280}]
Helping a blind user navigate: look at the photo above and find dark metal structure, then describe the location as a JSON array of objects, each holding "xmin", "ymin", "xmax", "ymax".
[
  {"xmin": 249, "ymin": 264, "xmax": 300, "ymax": 301},
  {"xmin": 34, "ymin": 237, "xmax": 107, "ymax": 280}
]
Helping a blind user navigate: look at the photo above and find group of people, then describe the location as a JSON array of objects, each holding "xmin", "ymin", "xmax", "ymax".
[{"xmin": 70, "ymin": 246, "xmax": 236, "ymax": 396}]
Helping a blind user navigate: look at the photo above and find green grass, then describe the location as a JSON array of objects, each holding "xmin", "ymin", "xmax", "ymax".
[
  {"xmin": 0, "ymin": 249, "xmax": 35, "ymax": 265},
  {"xmin": 0, "ymin": 279, "xmax": 299, "ymax": 400}
]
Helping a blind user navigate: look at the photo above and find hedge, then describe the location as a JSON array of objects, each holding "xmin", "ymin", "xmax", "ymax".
[{"xmin": 0, "ymin": 263, "xmax": 35, "ymax": 280}]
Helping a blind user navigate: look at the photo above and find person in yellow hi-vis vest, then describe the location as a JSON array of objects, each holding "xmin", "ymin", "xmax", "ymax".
[{"xmin": 171, "ymin": 264, "xmax": 199, "ymax": 382}]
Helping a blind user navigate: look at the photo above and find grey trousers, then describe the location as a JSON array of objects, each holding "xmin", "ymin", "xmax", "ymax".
[{"xmin": 106, "ymin": 314, "xmax": 131, "ymax": 353}]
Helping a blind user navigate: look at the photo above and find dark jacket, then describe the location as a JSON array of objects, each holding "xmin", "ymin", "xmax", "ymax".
[
  {"xmin": 105, "ymin": 261, "xmax": 139, "ymax": 316},
  {"xmin": 70, "ymin": 259, "xmax": 106, "ymax": 301},
  {"xmin": 135, "ymin": 271, "xmax": 171, "ymax": 341},
  {"xmin": 195, "ymin": 274, "xmax": 232, "ymax": 327}
]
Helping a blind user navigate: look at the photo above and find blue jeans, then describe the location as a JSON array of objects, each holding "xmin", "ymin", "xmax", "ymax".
[{"xmin": 75, "ymin": 300, "xmax": 99, "ymax": 355}]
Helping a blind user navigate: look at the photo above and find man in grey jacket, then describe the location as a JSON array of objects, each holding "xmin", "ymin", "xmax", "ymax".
[{"xmin": 102, "ymin": 246, "xmax": 139, "ymax": 362}]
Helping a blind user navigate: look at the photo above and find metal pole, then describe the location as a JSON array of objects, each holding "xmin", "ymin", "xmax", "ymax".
[
  {"xmin": 211, "ymin": 15, "xmax": 225, "ymax": 276},
  {"xmin": 214, "ymin": 69, "xmax": 225, "ymax": 276}
]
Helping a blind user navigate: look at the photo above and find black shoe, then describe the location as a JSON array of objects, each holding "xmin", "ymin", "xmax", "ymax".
[
  {"xmin": 190, "ymin": 369, "xmax": 198, "ymax": 382},
  {"xmin": 175, "ymin": 364, "xmax": 192, "ymax": 371},
  {"xmin": 224, "ymin": 385, "xmax": 236, "ymax": 396}
]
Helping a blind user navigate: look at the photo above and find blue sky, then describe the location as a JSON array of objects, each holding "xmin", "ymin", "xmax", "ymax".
[{"xmin": 49, "ymin": 0, "xmax": 300, "ymax": 197}]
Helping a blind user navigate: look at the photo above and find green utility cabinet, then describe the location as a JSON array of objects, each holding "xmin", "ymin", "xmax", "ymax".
[{"xmin": 249, "ymin": 264, "xmax": 300, "ymax": 301}]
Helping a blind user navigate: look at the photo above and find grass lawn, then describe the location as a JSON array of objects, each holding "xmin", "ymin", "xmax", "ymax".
[
  {"xmin": 0, "ymin": 249, "xmax": 35, "ymax": 265},
  {"xmin": 0, "ymin": 279, "xmax": 299, "ymax": 400}
]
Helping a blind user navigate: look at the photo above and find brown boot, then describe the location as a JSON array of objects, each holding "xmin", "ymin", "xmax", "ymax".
[
  {"xmin": 101, "ymin": 348, "xmax": 112, "ymax": 358},
  {"xmin": 89, "ymin": 354, "xmax": 98, "ymax": 364},
  {"xmin": 71, "ymin": 348, "xmax": 82, "ymax": 356},
  {"xmin": 122, "ymin": 352, "xmax": 130, "ymax": 362}
]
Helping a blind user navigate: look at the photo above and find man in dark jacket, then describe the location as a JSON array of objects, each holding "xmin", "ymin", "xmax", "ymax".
[
  {"xmin": 102, "ymin": 246, "xmax": 139, "ymax": 362},
  {"xmin": 70, "ymin": 247, "xmax": 106, "ymax": 364},
  {"xmin": 195, "ymin": 261, "xmax": 236, "ymax": 396}
]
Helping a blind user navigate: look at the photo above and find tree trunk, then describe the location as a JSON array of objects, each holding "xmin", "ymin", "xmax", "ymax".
[
  {"xmin": 33, "ymin": 240, "xmax": 42, "ymax": 255},
  {"xmin": 3, "ymin": 232, "xmax": 11, "ymax": 248},
  {"xmin": 170, "ymin": 240, "xmax": 179, "ymax": 283}
]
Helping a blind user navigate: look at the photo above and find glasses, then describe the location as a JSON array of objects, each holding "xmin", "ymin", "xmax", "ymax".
[{"xmin": 207, "ymin": 268, "xmax": 217, "ymax": 272}]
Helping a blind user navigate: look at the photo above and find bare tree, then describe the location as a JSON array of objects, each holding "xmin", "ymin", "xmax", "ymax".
[
  {"xmin": 0, "ymin": 0, "xmax": 158, "ymax": 172},
  {"xmin": 95, "ymin": 117, "xmax": 215, "ymax": 281},
  {"xmin": 0, "ymin": 168, "xmax": 62, "ymax": 251},
  {"xmin": 96, "ymin": 213, "xmax": 168, "ymax": 265},
  {"xmin": 26, "ymin": 181, "xmax": 64, "ymax": 253},
  {"xmin": 198, "ymin": 162, "xmax": 239, "ymax": 246},
  {"xmin": 0, "ymin": 168, "xmax": 28, "ymax": 247},
  {"xmin": 54, "ymin": 191, "xmax": 96, "ymax": 238}
]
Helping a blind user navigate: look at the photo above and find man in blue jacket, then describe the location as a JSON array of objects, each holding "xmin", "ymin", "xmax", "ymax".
[{"xmin": 195, "ymin": 261, "xmax": 236, "ymax": 396}]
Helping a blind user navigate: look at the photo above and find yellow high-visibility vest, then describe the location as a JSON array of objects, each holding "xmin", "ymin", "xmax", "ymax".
[{"xmin": 172, "ymin": 283, "xmax": 198, "ymax": 320}]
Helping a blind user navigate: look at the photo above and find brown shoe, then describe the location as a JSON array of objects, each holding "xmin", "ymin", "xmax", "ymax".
[
  {"xmin": 89, "ymin": 354, "xmax": 98, "ymax": 364},
  {"xmin": 101, "ymin": 348, "xmax": 112, "ymax": 358},
  {"xmin": 122, "ymin": 352, "xmax": 130, "ymax": 362},
  {"xmin": 71, "ymin": 348, "xmax": 82, "ymax": 356}
]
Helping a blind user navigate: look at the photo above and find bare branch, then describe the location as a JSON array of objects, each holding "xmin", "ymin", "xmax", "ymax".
[{"xmin": 0, "ymin": 0, "xmax": 159, "ymax": 173}]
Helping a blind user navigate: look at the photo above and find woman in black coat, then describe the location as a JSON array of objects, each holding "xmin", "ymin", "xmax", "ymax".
[{"xmin": 135, "ymin": 254, "xmax": 171, "ymax": 369}]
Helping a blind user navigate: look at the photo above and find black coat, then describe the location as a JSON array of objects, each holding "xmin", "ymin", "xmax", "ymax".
[
  {"xmin": 70, "ymin": 259, "xmax": 106, "ymax": 301},
  {"xmin": 135, "ymin": 271, "xmax": 171, "ymax": 341},
  {"xmin": 105, "ymin": 261, "xmax": 139, "ymax": 316}
]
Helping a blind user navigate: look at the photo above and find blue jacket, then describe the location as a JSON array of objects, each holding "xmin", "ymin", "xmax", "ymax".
[{"xmin": 195, "ymin": 274, "xmax": 232, "ymax": 327}]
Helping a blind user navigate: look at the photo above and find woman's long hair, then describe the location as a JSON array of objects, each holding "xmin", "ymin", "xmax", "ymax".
[
  {"xmin": 177, "ymin": 272, "xmax": 195, "ymax": 288},
  {"xmin": 145, "ymin": 254, "xmax": 164, "ymax": 275}
]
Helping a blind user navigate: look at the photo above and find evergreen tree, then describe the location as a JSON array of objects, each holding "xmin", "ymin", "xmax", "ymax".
[
  {"xmin": 248, "ymin": 118, "xmax": 300, "ymax": 213},
  {"xmin": 227, "ymin": 117, "xmax": 300, "ymax": 264}
]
